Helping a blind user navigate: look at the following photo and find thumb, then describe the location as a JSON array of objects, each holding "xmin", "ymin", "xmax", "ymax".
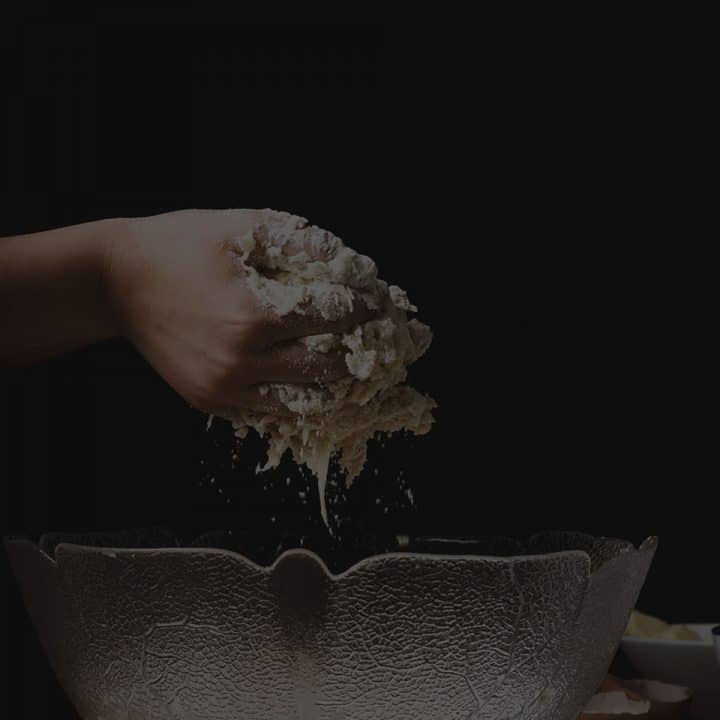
[{"xmin": 247, "ymin": 209, "xmax": 378, "ymax": 289}]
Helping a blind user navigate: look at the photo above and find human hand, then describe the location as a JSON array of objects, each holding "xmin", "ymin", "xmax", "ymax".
[{"xmin": 105, "ymin": 209, "xmax": 377, "ymax": 416}]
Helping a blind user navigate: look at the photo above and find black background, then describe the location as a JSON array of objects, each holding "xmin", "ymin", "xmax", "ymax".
[{"xmin": 1, "ymin": 13, "xmax": 715, "ymax": 719}]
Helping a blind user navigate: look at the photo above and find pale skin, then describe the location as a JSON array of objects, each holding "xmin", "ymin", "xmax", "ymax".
[{"xmin": 0, "ymin": 209, "xmax": 376, "ymax": 416}]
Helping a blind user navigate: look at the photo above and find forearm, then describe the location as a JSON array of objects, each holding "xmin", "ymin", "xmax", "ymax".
[{"xmin": 0, "ymin": 219, "xmax": 120, "ymax": 366}]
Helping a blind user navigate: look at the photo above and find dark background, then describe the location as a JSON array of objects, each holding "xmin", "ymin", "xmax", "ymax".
[{"xmin": 0, "ymin": 14, "xmax": 714, "ymax": 719}]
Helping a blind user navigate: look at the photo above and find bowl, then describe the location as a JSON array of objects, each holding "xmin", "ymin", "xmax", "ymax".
[
  {"xmin": 5, "ymin": 529, "xmax": 656, "ymax": 720},
  {"xmin": 621, "ymin": 623, "xmax": 720, "ymax": 719},
  {"xmin": 621, "ymin": 624, "xmax": 720, "ymax": 688}
]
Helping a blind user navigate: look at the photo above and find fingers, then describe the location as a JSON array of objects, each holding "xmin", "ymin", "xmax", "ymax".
[
  {"xmin": 204, "ymin": 385, "xmax": 295, "ymax": 418},
  {"xmin": 231, "ymin": 386, "xmax": 295, "ymax": 416},
  {"xmin": 218, "ymin": 382, "xmax": 335, "ymax": 418},
  {"xmin": 258, "ymin": 342, "xmax": 348, "ymax": 384},
  {"xmin": 264, "ymin": 290, "xmax": 381, "ymax": 343}
]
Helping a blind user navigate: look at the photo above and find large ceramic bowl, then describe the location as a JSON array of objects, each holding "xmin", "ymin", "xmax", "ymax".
[{"xmin": 5, "ymin": 529, "xmax": 657, "ymax": 720}]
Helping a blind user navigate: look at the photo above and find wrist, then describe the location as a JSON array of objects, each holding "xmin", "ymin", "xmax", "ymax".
[
  {"xmin": 99, "ymin": 217, "xmax": 135, "ymax": 340},
  {"xmin": 0, "ymin": 217, "xmax": 128, "ymax": 365}
]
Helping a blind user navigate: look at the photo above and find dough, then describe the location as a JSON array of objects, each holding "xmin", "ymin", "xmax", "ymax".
[{"xmin": 227, "ymin": 210, "xmax": 436, "ymax": 524}]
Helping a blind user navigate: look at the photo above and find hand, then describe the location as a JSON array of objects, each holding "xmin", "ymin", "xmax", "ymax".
[{"xmin": 105, "ymin": 209, "xmax": 376, "ymax": 416}]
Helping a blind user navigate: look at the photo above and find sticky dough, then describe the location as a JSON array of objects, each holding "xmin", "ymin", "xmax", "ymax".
[{"xmin": 226, "ymin": 210, "xmax": 436, "ymax": 524}]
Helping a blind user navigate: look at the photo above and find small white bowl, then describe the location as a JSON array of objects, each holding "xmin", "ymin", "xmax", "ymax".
[
  {"xmin": 622, "ymin": 624, "xmax": 720, "ymax": 718},
  {"xmin": 713, "ymin": 626, "xmax": 720, "ymax": 666}
]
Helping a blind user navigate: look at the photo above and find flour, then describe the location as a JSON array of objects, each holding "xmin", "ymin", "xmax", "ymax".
[{"xmin": 227, "ymin": 210, "xmax": 436, "ymax": 524}]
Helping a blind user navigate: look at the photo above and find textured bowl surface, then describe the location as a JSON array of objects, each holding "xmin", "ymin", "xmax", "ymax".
[{"xmin": 5, "ymin": 530, "xmax": 656, "ymax": 720}]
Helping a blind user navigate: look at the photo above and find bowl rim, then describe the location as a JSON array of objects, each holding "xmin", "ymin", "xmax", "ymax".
[
  {"xmin": 5, "ymin": 533, "xmax": 658, "ymax": 582},
  {"xmin": 52, "ymin": 542, "xmax": 597, "ymax": 580}
]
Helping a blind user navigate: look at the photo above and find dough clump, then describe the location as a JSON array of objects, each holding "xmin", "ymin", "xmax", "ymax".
[{"xmin": 227, "ymin": 209, "xmax": 436, "ymax": 523}]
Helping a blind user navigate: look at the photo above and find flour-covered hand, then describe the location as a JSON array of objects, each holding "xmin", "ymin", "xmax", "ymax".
[{"xmin": 105, "ymin": 209, "xmax": 377, "ymax": 415}]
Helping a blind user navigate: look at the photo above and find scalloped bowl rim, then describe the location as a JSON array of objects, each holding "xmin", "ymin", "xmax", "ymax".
[{"xmin": 10, "ymin": 533, "xmax": 660, "ymax": 581}]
